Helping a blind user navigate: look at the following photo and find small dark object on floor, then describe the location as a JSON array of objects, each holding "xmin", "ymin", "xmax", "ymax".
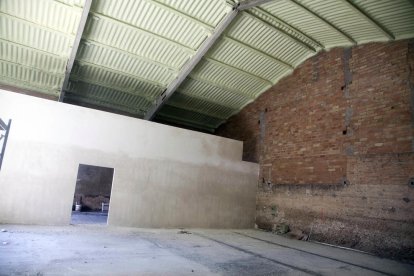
[
  {"xmin": 287, "ymin": 229, "xmax": 308, "ymax": 240},
  {"xmin": 178, "ymin": 230, "xmax": 192, "ymax": 234},
  {"xmin": 273, "ymin": 223, "xmax": 289, "ymax": 234}
]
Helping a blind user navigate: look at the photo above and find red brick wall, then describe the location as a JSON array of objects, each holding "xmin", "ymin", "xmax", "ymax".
[{"xmin": 216, "ymin": 40, "xmax": 414, "ymax": 259}]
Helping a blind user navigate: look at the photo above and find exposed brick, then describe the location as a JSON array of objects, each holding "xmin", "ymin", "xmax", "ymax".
[{"xmin": 216, "ymin": 40, "xmax": 414, "ymax": 260}]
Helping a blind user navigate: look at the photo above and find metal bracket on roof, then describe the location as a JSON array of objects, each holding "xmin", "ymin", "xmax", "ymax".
[
  {"xmin": 59, "ymin": 0, "xmax": 93, "ymax": 102},
  {"xmin": 238, "ymin": 0, "xmax": 274, "ymax": 11},
  {"xmin": 144, "ymin": 0, "xmax": 274, "ymax": 120}
]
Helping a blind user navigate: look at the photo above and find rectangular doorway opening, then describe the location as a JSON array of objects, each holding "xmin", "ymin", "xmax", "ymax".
[{"xmin": 71, "ymin": 164, "xmax": 114, "ymax": 225}]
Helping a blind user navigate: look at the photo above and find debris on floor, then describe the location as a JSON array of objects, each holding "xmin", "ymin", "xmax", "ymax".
[
  {"xmin": 178, "ymin": 230, "xmax": 192, "ymax": 234},
  {"xmin": 1, "ymin": 229, "xmax": 7, "ymax": 232},
  {"xmin": 287, "ymin": 229, "xmax": 308, "ymax": 240},
  {"xmin": 273, "ymin": 223, "xmax": 289, "ymax": 234}
]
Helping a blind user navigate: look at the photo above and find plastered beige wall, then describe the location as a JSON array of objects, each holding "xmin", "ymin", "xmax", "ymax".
[{"xmin": 0, "ymin": 90, "xmax": 258, "ymax": 228}]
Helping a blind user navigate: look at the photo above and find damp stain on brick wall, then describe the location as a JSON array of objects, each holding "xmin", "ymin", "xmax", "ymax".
[{"xmin": 216, "ymin": 40, "xmax": 414, "ymax": 260}]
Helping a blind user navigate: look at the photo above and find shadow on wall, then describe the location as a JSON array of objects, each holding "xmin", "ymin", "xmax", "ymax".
[{"xmin": 73, "ymin": 164, "xmax": 114, "ymax": 212}]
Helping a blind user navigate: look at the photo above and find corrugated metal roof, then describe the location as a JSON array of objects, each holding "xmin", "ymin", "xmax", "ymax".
[
  {"xmin": 156, "ymin": 0, "xmax": 414, "ymax": 131},
  {"xmin": 65, "ymin": 80, "xmax": 151, "ymax": 115},
  {"xmin": 76, "ymin": 41, "xmax": 176, "ymax": 86},
  {"xmin": 227, "ymin": 13, "xmax": 314, "ymax": 67},
  {"xmin": 0, "ymin": 0, "xmax": 82, "ymax": 34},
  {"xmin": 71, "ymin": 61, "xmax": 164, "ymax": 99},
  {"xmin": 0, "ymin": 60, "xmax": 64, "ymax": 94},
  {"xmin": 0, "ymin": 13, "xmax": 74, "ymax": 56},
  {"xmin": 295, "ymin": 0, "xmax": 393, "ymax": 43},
  {"xmin": 91, "ymin": 0, "xmax": 212, "ymax": 50},
  {"xmin": 83, "ymin": 13, "xmax": 193, "ymax": 70},
  {"xmin": 178, "ymin": 77, "xmax": 252, "ymax": 108},
  {"xmin": 157, "ymin": 105, "xmax": 225, "ymax": 130},
  {"xmin": 167, "ymin": 92, "xmax": 237, "ymax": 119},
  {"xmin": 259, "ymin": 0, "xmax": 356, "ymax": 48},
  {"xmin": 0, "ymin": 39, "xmax": 67, "ymax": 74},
  {"xmin": 0, "ymin": 0, "xmax": 84, "ymax": 96},
  {"xmin": 208, "ymin": 37, "xmax": 291, "ymax": 83},
  {"xmin": 1, "ymin": 0, "xmax": 414, "ymax": 131},
  {"xmin": 190, "ymin": 58, "xmax": 272, "ymax": 99},
  {"xmin": 350, "ymin": 0, "xmax": 414, "ymax": 40}
]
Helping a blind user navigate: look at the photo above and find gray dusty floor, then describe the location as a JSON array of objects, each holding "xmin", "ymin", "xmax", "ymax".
[
  {"xmin": 0, "ymin": 225, "xmax": 413, "ymax": 276},
  {"xmin": 71, "ymin": 212, "xmax": 108, "ymax": 225}
]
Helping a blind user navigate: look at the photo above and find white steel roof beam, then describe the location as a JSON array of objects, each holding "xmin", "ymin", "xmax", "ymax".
[
  {"xmin": 59, "ymin": 0, "xmax": 92, "ymax": 102},
  {"xmin": 144, "ymin": 0, "xmax": 275, "ymax": 120},
  {"xmin": 144, "ymin": 7, "xmax": 238, "ymax": 120}
]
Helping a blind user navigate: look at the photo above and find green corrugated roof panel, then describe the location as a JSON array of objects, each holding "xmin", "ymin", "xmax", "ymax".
[
  {"xmin": 62, "ymin": 0, "xmax": 236, "ymax": 123},
  {"xmin": 295, "ymin": 0, "xmax": 391, "ymax": 43},
  {"xmin": 227, "ymin": 12, "xmax": 314, "ymax": 67},
  {"xmin": 208, "ymin": 37, "xmax": 291, "ymax": 84},
  {"xmin": 66, "ymin": 81, "xmax": 151, "ymax": 114},
  {"xmin": 246, "ymin": 7, "xmax": 324, "ymax": 51},
  {"xmin": 0, "ymin": 14, "xmax": 73, "ymax": 56},
  {"xmin": 178, "ymin": 77, "xmax": 251, "ymax": 109},
  {"xmin": 0, "ymin": 76, "xmax": 59, "ymax": 96},
  {"xmin": 71, "ymin": 61, "xmax": 164, "ymax": 100},
  {"xmin": 167, "ymin": 92, "xmax": 237, "ymax": 119},
  {"xmin": 64, "ymin": 0, "xmax": 234, "ymax": 117},
  {"xmin": 0, "ymin": 39, "xmax": 67, "ymax": 74},
  {"xmin": 76, "ymin": 41, "xmax": 176, "ymax": 86},
  {"xmin": 260, "ymin": 0, "xmax": 355, "ymax": 48},
  {"xmin": 153, "ymin": 0, "xmax": 232, "ymax": 27},
  {"xmin": 65, "ymin": 92, "xmax": 146, "ymax": 116},
  {"xmin": 0, "ymin": 60, "xmax": 63, "ymax": 94},
  {"xmin": 190, "ymin": 58, "xmax": 272, "ymax": 99},
  {"xmin": 91, "ymin": 0, "xmax": 211, "ymax": 50},
  {"xmin": 0, "ymin": 0, "xmax": 84, "ymax": 95},
  {"xmin": 83, "ymin": 13, "xmax": 193, "ymax": 69},
  {"xmin": 157, "ymin": 105, "xmax": 225, "ymax": 130},
  {"xmin": 164, "ymin": 0, "xmax": 413, "ymax": 130},
  {"xmin": 155, "ymin": 113, "xmax": 217, "ymax": 132},
  {"xmin": 1, "ymin": 0, "xmax": 83, "ymax": 34},
  {"xmin": 350, "ymin": 0, "xmax": 414, "ymax": 40},
  {"xmin": 55, "ymin": 0, "xmax": 85, "ymax": 8},
  {"xmin": 1, "ymin": 0, "xmax": 414, "ymax": 131}
]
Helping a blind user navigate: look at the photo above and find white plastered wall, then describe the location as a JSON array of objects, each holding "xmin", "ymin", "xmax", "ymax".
[{"xmin": 0, "ymin": 90, "xmax": 258, "ymax": 228}]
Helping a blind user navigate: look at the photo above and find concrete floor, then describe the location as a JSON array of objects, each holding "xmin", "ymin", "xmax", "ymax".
[
  {"xmin": 71, "ymin": 212, "xmax": 108, "ymax": 225},
  {"xmin": 0, "ymin": 225, "xmax": 413, "ymax": 276}
]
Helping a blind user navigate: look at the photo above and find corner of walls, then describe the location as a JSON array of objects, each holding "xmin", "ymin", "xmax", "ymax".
[{"xmin": 216, "ymin": 39, "xmax": 414, "ymax": 260}]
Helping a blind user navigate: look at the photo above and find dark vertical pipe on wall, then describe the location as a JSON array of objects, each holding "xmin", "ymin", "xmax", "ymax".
[{"xmin": 0, "ymin": 119, "xmax": 12, "ymax": 171}]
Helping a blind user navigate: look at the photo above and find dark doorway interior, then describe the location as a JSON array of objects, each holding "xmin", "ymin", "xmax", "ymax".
[{"xmin": 71, "ymin": 164, "xmax": 114, "ymax": 225}]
